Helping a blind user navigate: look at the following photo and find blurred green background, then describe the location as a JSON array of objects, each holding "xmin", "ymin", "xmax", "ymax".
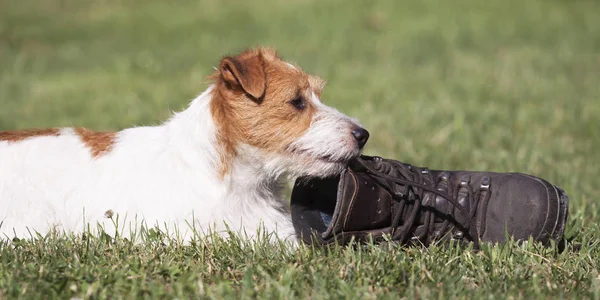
[
  {"xmin": 2, "ymin": 0, "xmax": 600, "ymax": 298},
  {"xmin": 1, "ymin": 0, "xmax": 599, "ymax": 223}
]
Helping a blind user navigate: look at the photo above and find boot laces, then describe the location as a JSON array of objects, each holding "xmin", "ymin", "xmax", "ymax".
[{"xmin": 354, "ymin": 156, "xmax": 488, "ymax": 248}]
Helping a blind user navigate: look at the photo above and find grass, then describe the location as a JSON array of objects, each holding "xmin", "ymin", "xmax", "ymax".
[{"xmin": 0, "ymin": 0, "xmax": 599, "ymax": 298}]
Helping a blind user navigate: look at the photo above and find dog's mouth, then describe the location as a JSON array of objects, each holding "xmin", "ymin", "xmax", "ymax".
[
  {"xmin": 316, "ymin": 154, "xmax": 348, "ymax": 163},
  {"xmin": 288, "ymin": 147, "xmax": 358, "ymax": 164}
]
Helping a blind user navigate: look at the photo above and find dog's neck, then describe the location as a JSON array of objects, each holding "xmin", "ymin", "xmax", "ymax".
[{"xmin": 164, "ymin": 86, "xmax": 288, "ymax": 206}]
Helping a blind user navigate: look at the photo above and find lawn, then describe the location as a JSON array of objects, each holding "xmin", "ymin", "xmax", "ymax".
[{"xmin": 1, "ymin": 0, "xmax": 599, "ymax": 298}]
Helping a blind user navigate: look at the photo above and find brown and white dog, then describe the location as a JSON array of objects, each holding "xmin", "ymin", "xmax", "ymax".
[{"xmin": 0, "ymin": 47, "xmax": 369, "ymax": 243}]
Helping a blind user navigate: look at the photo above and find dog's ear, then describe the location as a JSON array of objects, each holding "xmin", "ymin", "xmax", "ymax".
[{"xmin": 219, "ymin": 54, "xmax": 266, "ymax": 100}]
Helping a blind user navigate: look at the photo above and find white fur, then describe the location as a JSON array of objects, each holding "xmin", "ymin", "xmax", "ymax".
[
  {"xmin": 0, "ymin": 86, "xmax": 363, "ymax": 243},
  {"xmin": 284, "ymin": 92, "xmax": 363, "ymax": 178}
]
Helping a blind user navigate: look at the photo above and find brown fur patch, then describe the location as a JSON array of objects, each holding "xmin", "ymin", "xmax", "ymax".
[
  {"xmin": 209, "ymin": 47, "xmax": 325, "ymax": 178},
  {"xmin": 74, "ymin": 127, "xmax": 116, "ymax": 158},
  {"xmin": 0, "ymin": 128, "xmax": 61, "ymax": 142}
]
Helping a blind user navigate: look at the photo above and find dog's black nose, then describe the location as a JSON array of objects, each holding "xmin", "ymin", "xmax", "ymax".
[{"xmin": 351, "ymin": 128, "xmax": 370, "ymax": 149}]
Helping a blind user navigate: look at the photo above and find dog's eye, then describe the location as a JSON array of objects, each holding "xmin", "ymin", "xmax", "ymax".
[{"xmin": 289, "ymin": 96, "xmax": 306, "ymax": 110}]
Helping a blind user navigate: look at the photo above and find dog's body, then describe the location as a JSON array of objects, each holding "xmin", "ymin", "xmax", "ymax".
[{"xmin": 0, "ymin": 48, "xmax": 367, "ymax": 242}]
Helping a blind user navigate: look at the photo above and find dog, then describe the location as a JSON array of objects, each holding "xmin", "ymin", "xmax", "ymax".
[{"xmin": 0, "ymin": 47, "xmax": 369, "ymax": 243}]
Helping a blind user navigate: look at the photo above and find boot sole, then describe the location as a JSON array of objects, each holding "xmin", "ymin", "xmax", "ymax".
[{"xmin": 553, "ymin": 185, "xmax": 569, "ymax": 243}]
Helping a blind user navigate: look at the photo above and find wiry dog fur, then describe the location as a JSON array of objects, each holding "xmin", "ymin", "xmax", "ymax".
[{"xmin": 0, "ymin": 47, "xmax": 366, "ymax": 243}]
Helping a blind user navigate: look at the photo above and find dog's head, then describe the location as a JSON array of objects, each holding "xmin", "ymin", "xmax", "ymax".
[{"xmin": 210, "ymin": 47, "xmax": 368, "ymax": 179}]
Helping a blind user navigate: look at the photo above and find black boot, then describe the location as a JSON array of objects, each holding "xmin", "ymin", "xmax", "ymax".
[{"xmin": 291, "ymin": 155, "xmax": 569, "ymax": 247}]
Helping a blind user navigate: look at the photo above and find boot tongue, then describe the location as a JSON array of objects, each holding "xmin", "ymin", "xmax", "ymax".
[{"xmin": 321, "ymin": 168, "xmax": 395, "ymax": 240}]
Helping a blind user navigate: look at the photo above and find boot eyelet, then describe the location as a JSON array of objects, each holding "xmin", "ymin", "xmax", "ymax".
[
  {"xmin": 452, "ymin": 231, "xmax": 464, "ymax": 239},
  {"xmin": 480, "ymin": 177, "xmax": 491, "ymax": 190}
]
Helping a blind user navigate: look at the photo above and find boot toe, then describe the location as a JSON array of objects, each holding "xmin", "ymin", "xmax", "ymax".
[{"xmin": 482, "ymin": 173, "xmax": 567, "ymax": 244}]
